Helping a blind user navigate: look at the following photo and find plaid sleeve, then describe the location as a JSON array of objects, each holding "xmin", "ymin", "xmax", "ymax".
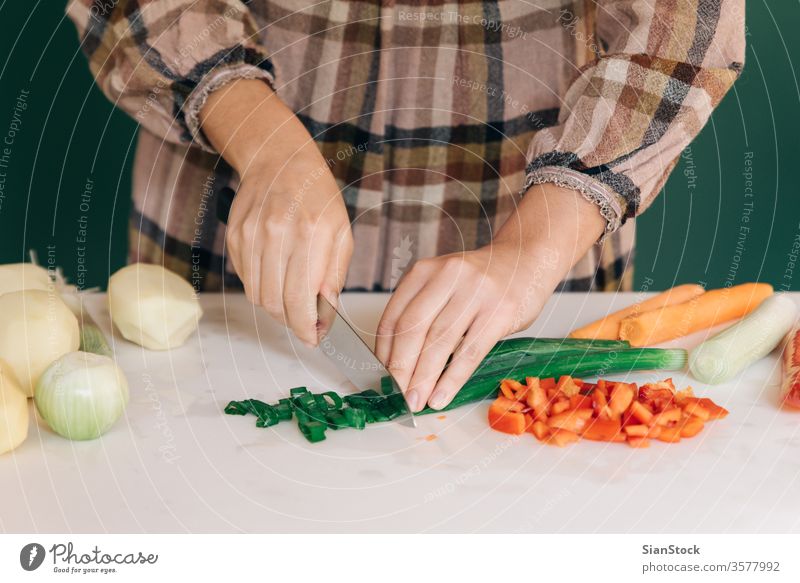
[
  {"xmin": 66, "ymin": 0, "xmax": 276, "ymax": 152},
  {"xmin": 524, "ymin": 0, "xmax": 745, "ymax": 239}
]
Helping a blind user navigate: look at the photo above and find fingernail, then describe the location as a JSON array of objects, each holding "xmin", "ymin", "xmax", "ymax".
[
  {"xmin": 429, "ymin": 391, "xmax": 448, "ymax": 410},
  {"xmin": 406, "ymin": 390, "xmax": 419, "ymax": 412}
]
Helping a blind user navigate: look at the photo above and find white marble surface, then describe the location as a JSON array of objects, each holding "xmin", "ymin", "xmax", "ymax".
[{"xmin": 1, "ymin": 292, "xmax": 799, "ymax": 533}]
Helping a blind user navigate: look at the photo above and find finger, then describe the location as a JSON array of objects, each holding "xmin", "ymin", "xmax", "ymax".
[
  {"xmin": 239, "ymin": 246, "xmax": 257, "ymax": 305},
  {"xmin": 404, "ymin": 298, "xmax": 479, "ymax": 412},
  {"xmin": 320, "ymin": 227, "xmax": 353, "ymax": 301},
  {"xmin": 283, "ymin": 234, "xmax": 332, "ymax": 347},
  {"xmin": 247, "ymin": 247, "xmax": 263, "ymax": 307},
  {"xmin": 225, "ymin": 236, "xmax": 243, "ymax": 297},
  {"xmin": 318, "ymin": 229, "xmax": 353, "ymax": 339},
  {"xmin": 386, "ymin": 275, "xmax": 457, "ymax": 394},
  {"xmin": 426, "ymin": 314, "xmax": 508, "ymax": 410},
  {"xmin": 259, "ymin": 238, "xmax": 289, "ymax": 326},
  {"xmin": 374, "ymin": 262, "xmax": 432, "ymax": 365}
]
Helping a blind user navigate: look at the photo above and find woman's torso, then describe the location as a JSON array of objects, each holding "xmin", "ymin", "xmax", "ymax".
[{"xmin": 131, "ymin": 0, "xmax": 634, "ymax": 292}]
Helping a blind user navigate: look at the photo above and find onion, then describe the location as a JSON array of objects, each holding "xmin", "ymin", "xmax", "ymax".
[
  {"xmin": 0, "ymin": 359, "xmax": 28, "ymax": 454},
  {"xmin": 108, "ymin": 263, "xmax": 202, "ymax": 350},
  {"xmin": 0, "ymin": 263, "xmax": 51, "ymax": 296},
  {"xmin": 34, "ymin": 351, "xmax": 129, "ymax": 441},
  {"xmin": 0, "ymin": 290, "xmax": 80, "ymax": 397}
]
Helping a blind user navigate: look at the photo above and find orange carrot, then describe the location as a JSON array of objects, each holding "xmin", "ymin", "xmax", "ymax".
[
  {"xmin": 618, "ymin": 283, "xmax": 774, "ymax": 347},
  {"xmin": 569, "ymin": 284, "xmax": 706, "ymax": 340}
]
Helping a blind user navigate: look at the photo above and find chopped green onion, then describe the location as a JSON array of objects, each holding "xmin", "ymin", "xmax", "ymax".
[
  {"xmin": 344, "ymin": 407, "xmax": 366, "ymax": 430},
  {"xmin": 224, "ymin": 401, "xmax": 250, "ymax": 416}
]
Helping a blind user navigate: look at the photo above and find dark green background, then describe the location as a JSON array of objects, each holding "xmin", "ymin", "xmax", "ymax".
[{"xmin": 0, "ymin": 2, "xmax": 797, "ymax": 291}]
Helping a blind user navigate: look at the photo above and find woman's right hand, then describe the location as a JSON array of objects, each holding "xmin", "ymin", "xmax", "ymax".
[{"xmin": 200, "ymin": 79, "xmax": 353, "ymax": 346}]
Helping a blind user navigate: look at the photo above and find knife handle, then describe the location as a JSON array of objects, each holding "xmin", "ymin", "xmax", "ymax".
[{"xmin": 216, "ymin": 186, "xmax": 236, "ymax": 224}]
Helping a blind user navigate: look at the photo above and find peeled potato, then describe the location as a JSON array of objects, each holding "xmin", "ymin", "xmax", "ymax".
[
  {"xmin": 0, "ymin": 263, "xmax": 51, "ymax": 296},
  {"xmin": 108, "ymin": 263, "xmax": 203, "ymax": 350},
  {"xmin": 0, "ymin": 359, "xmax": 29, "ymax": 454},
  {"xmin": 0, "ymin": 290, "xmax": 80, "ymax": 397}
]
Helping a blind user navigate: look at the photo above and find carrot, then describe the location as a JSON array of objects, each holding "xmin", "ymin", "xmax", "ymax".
[
  {"xmin": 569, "ymin": 284, "xmax": 706, "ymax": 340},
  {"xmin": 618, "ymin": 283, "xmax": 774, "ymax": 347}
]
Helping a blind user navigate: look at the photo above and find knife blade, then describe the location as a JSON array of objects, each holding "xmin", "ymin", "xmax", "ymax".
[{"xmin": 316, "ymin": 294, "xmax": 416, "ymax": 428}]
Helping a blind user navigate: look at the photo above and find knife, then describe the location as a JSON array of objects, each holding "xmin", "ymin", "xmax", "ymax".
[
  {"xmin": 316, "ymin": 294, "xmax": 416, "ymax": 428},
  {"xmin": 217, "ymin": 187, "xmax": 416, "ymax": 428}
]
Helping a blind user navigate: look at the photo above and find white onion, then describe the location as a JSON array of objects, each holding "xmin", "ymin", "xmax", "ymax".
[
  {"xmin": 0, "ymin": 290, "xmax": 80, "ymax": 397},
  {"xmin": 0, "ymin": 263, "xmax": 51, "ymax": 296},
  {"xmin": 108, "ymin": 263, "xmax": 203, "ymax": 350},
  {"xmin": 0, "ymin": 359, "xmax": 28, "ymax": 454},
  {"xmin": 34, "ymin": 351, "xmax": 129, "ymax": 440}
]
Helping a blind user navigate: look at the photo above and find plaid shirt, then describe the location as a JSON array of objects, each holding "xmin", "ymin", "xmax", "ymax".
[{"xmin": 68, "ymin": 0, "xmax": 744, "ymax": 292}]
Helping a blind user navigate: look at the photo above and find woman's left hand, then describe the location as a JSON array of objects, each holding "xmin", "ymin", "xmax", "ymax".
[{"xmin": 375, "ymin": 183, "xmax": 607, "ymax": 412}]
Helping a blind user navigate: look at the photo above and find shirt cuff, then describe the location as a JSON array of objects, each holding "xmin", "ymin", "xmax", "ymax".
[
  {"xmin": 183, "ymin": 63, "xmax": 277, "ymax": 154},
  {"xmin": 521, "ymin": 166, "xmax": 627, "ymax": 243}
]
